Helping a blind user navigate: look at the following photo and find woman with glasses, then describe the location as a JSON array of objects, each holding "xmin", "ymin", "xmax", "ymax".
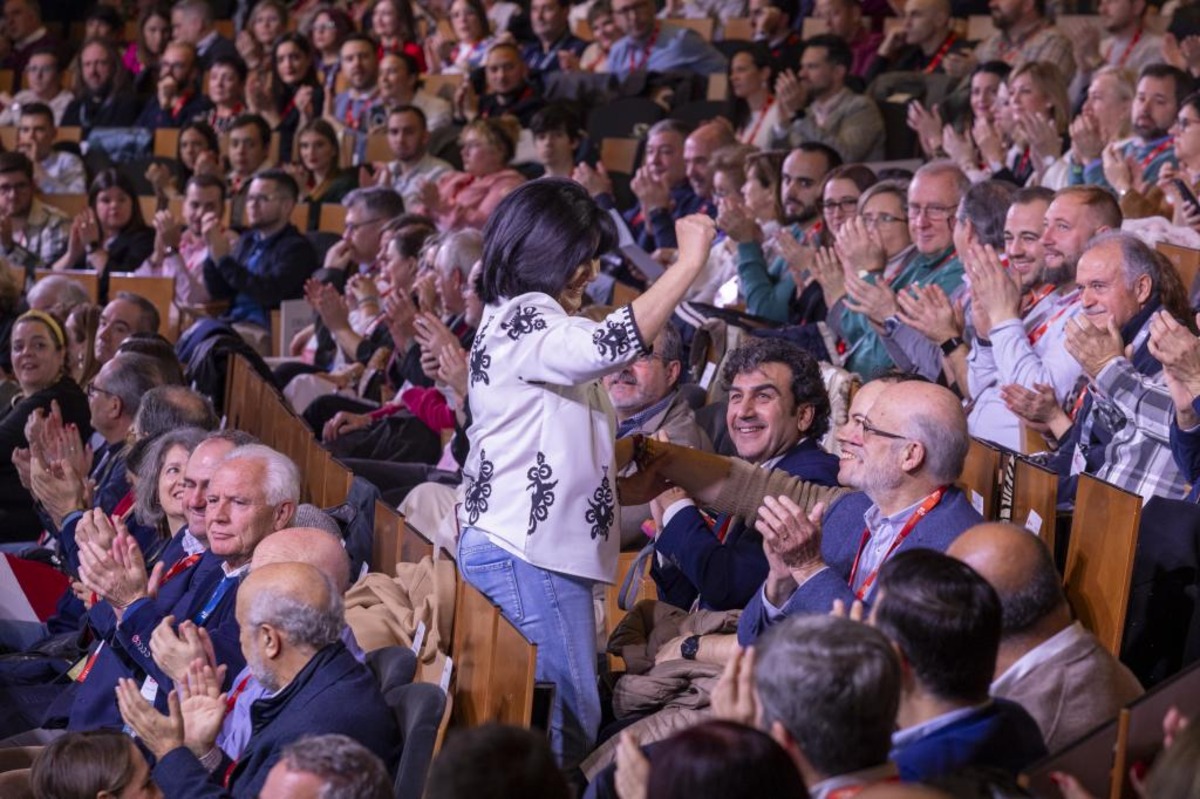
[
  {"xmin": 426, "ymin": 0, "xmax": 494, "ymax": 75},
  {"xmin": 817, "ymin": 164, "xmax": 877, "ymax": 242},
  {"xmin": 417, "ymin": 117, "xmax": 525, "ymax": 230},
  {"xmin": 857, "ymin": 179, "xmax": 913, "ymax": 281},
  {"xmin": 0, "ymin": 311, "xmax": 90, "ymax": 544},
  {"xmin": 306, "ymin": 6, "xmax": 354, "ymax": 92}
]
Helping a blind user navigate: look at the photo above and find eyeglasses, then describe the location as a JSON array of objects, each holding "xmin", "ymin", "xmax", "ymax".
[
  {"xmin": 908, "ymin": 203, "xmax": 955, "ymax": 222},
  {"xmin": 861, "ymin": 212, "xmax": 906, "ymax": 227},
  {"xmin": 87, "ymin": 382, "xmax": 117, "ymax": 399},
  {"xmin": 23, "ymin": 65, "xmax": 55, "ymax": 75},
  {"xmin": 819, "ymin": 197, "xmax": 859, "ymax": 214},
  {"xmin": 344, "ymin": 216, "xmax": 386, "ymax": 234},
  {"xmin": 312, "ymin": 22, "xmax": 338, "ymax": 31},
  {"xmin": 1176, "ymin": 116, "xmax": 1200, "ymax": 131},
  {"xmin": 0, "ymin": 182, "xmax": 31, "ymax": 194},
  {"xmin": 850, "ymin": 413, "xmax": 907, "ymax": 441}
]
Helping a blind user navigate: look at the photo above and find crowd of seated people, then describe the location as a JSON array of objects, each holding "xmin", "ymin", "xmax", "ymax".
[{"xmin": 1, "ymin": 0, "xmax": 1200, "ymax": 796}]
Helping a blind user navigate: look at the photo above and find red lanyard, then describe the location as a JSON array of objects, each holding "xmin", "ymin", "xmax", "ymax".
[
  {"xmin": 344, "ymin": 94, "xmax": 374, "ymax": 129},
  {"xmin": 225, "ymin": 673, "xmax": 254, "ymax": 713},
  {"xmin": 1015, "ymin": 145, "xmax": 1033, "ymax": 179},
  {"xmin": 924, "ymin": 33, "xmax": 957, "ymax": 74},
  {"xmin": 847, "ymin": 486, "xmax": 948, "ymax": 600},
  {"xmin": 741, "ymin": 96, "xmax": 774, "ymax": 145},
  {"xmin": 1139, "ymin": 139, "xmax": 1172, "ymax": 171},
  {"xmin": 169, "ymin": 90, "xmax": 193, "ymax": 119},
  {"xmin": 161, "ymin": 552, "xmax": 202, "ymax": 585},
  {"xmin": 1026, "ymin": 292, "xmax": 1078, "ymax": 346},
  {"xmin": 1019, "ymin": 283, "xmax": 1056, "ymax": 315},
  {"xmin": 1105, "ymin": 27, "xmax": 1142, "ymax": 68},
  {"xmin": 629, "ymin": 24, "xmax": 659, "ymax": 72},
  {"xmin": 995, "ymin": 20, "xmax": 1046, "ymax": 62}
]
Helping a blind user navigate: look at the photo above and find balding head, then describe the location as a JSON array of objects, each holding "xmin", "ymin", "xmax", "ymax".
[
  {"xmin": 947, "ymin": 522, "xmax": 1066, "ymax": 636},
  {"xmin": 252, "ymin": 527, "xmax": 352, "ymax": 593},
  {"xmin": 878, "ymin": 380, "xmax": 968, "ymax": 484},
  {"xmin": 684, "ymin": 121, "xmax": 737, "ymax": 199},
  {"xmin": 238, "ymin": 562, "xmax": 343, "ymax": 691}
]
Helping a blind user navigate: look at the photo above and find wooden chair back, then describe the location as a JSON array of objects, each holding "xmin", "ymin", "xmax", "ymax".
[
  {"xmin": 43, "ymin": 193, "xmax": 89, "ymax": 219},
  {"xmin": 1156, "ymin": 241, "xmax": 1200, "ymax": 292},
  {"xmin": 600, "ymin": 137, "xmax": 640, "ymax": 174},
  {"xmin": 1119, "ymin": 661, "xmax": 1200, "ymax": 797},
  {"xmin": 1065, "ymin": 475, "xmax": 1143, "ymax": 656},
  {"xmin": 154, "ymin": 128, "xmax": 181, "ymax": 159},
  {"xmin": 958, "ymin": 437, "xmax": 1002, "ymax": 520},
  {"xmin": 450, "ymin": 579, "xmax": 537, "ymax": 729},
  {"xmin": 1010, "ymin": 455, "xmax": 1059, "ymax": 554},
  {"xmin": 1022, "ymin": 711, "xmax": 1129, "ymax": 799},
  {"xmin": 723, "ymin": 17, "xmax": 753, "ymax": 39}
]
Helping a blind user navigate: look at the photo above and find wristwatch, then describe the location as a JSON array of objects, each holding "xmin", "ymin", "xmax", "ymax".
[
  {"xmin": 681, "ymin": 635, "xmax": 701, "ymax": 661},
  {"xmin": 940, "ymin": 336, "xmax": 966, "ymax": 355}
]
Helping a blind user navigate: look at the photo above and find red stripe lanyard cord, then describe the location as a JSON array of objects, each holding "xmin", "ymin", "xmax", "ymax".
[{"xmin": 847, "ymin": 486, "xmax": 948, "ymax": 600}]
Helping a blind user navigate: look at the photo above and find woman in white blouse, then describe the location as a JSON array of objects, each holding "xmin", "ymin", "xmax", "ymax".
[{"xmin": 458, "ymin": 178, "xmax": 715, "ymax": 769}]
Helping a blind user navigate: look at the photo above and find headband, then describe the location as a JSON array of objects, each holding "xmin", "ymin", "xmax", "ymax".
[{"xmin": 17, "ymin": 309, "xmax": 66, "ymax": 348}]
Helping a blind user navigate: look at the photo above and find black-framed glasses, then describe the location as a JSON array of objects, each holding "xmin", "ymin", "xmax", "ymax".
[
  {"xmin": 861, "ymin": 212, "xmax": 906, "ymax": 227},
  {"xmin": 908, "ymin": 204, "xmax": 955, "ymax": 222},
  {"xmin": 1176, "ymin": 116, "xmax": 1200, "ymax": 132},
  {"xmin": 820, "ymin": 197, "xmax": 859, "ymax": 214},
  {"xmin": 850, "ymin": 413, "xmax": 907, "ymax": 441}
]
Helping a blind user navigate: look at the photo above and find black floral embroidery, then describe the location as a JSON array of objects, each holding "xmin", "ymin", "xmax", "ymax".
[
  {"xmin": 525, "ymin": 452, "xmax": 558, "ymax": 535},
  {"xmin": 585, "ymin": 468, "xmax": 614, "ymax": 540},
  {"xmin": 463, "ymin": 450, "xmax": 494, "ymax": 525},
  {"xmin": 592, "ymin": 317, "xmax": 638, "ymax": 360},
  {"xmin": 501, "ymin": 305, "xmax": 547, "ymax": 340},
  {"xmin": 469, "ymin": 341, "xmax": 491, "ymax": 386}
]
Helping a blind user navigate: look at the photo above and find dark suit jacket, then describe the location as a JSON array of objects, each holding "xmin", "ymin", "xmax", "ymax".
[
  {"xmin": 153, "ymin": 642, "xmax": 400, "ymax": 798},
  {"xmin": 737, "ymin": 487, "xmax": 983, "ymax": 644},
  {"xmin": 653, "ymin": 437, "xmax": 840, "ymax": 611},
  {"xmin": 203, "ymin": 223, "xmax": 318, "ymax": 329},
  {"xmin": 62, "ymin": 91, "xmax": 142, "ymax": 132},
  {"xmin": 891, "ymin": 698, "xmax": 1048, "ymax": 781}
]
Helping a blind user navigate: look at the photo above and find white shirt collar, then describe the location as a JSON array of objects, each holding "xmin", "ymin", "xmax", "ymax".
[
  {"xmin": 991, "ymin": 621, "xmax": 1088, "ymax": 695},
  {"xmin": 892, "ymin": 700, "xmax": 993, "ymax": 747}
]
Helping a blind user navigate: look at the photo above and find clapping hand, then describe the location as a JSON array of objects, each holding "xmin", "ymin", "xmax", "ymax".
[
  {"xmin": 906, "ymin": 100, "xmax": 944, "ymax": 157},
  {"xmin": 630, "ymin": 166, "xmax": 671, "ymax": 213},
  {"xmin": 1064, "ymin": 313, "xmax": 1127, "ymax": 377},
  {"xmin": 116, "ymin": 677, "xmax": 185, "ymax": 760},
  {"xmin": 1069, "ymin": 113, "xmax": 1104, "ymax": 163},
  {"xmin": 963, "ymin": 242, "xmax": 1021, "ymax": 336},
  {"xmin": 774, "ymin": 69, "xmax": 807, "ymax": 120},
  {"xmin": 776, "ymin": 227, "xmax": 814, "ymax": 287},
  {"xmin": 810, "ymin": 245, "xmax": 846, "ymax": 306},
  {"xmin": 834, "ymin": 216, "xmax": 886, "ymax": 275},
  {"xmin": 716, "ymin": 195, "xmax": 762, "ymax": 244},
  {"xmin": 150, "ymin": 616, "xmax": 217, "ymax": 685},
  {"xmin": 844, "ymin": 269, "xmax": 898, "ymax": 324},
  {"xmin": 896, "ymin": 283, "xmax": 962, "ymax": 345},
  {"xmin": 572, "ymin": 161, "xmax": 614, "ymax": 198}
]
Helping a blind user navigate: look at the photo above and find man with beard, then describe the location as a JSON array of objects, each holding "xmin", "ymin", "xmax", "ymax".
[
  {"xmin": 769, "ymin": 35, "xmax": 885, "ymax": 163},
  {"xmin": 865, "ymin": 0, "xmax": 958, "ymax": 83},
  {"xmin": 61, "ymin": 38, "xmax": 139, "ymax": 132},
  {"xmin": 999, "ymin": 187, "xmax": 1122, "ymax": 445},
  {"xmin": 377, "ymin": 107, "xmax": 453, "ymax": 211},
  {"xmin": 735, "ymin": 375, "xmax": 982, "ymax": 642},
  {"xmin": 717, "ymin": 142, "xmax": 841, "ymax": 323},
  {"xmin": 972, "ymin": 0, "xmax": 1073, "ymax": 78},
  {"xmin": 1073, "ymin": 64, "xmax": 1191, "ymax": 192},
  {"xmin": 331, "ymin": 34, "xmax": 385, "ymax": 165},
  {"xmin": 1070, "ymin": 0, "xmax": 1163, "ymax": 105},
  {"xmin": 453, "ymin": 42, "xmax": 545, "ymax": 128},
  {"xmin": 521, "ymin": 0, "xmax": 586, "ymax": 78},
  {"xmin": 203, "ymin": 170, "xmax": 319, "ymax": 356},
  {"xmin": 603, "ymin": 324, "xmax": 710, "ymax": 549},
  {"xmin": 125, "ymin": 562, "xmax": 399, "ymax": 799},
  {"xmin": 648, "ymin": 338, "xmax": 838, "ymax": 612}
]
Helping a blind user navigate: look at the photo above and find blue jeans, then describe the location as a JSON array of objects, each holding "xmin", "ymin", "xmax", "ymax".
[{"xmin": 457, "ymin": 526, "xmax": 600, "ymax": 769}]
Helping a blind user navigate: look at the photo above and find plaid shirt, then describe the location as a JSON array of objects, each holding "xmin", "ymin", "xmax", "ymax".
[
  {"xmin": 0, "ymin": 199, "xmax": 69, "ymax": 270},
  {"xmin": 974, "ymin": 21, "xmax": 1075, "ymax": 80},
  {"xmin": 1058, "ymin": 306, "xmax": 1188, "ymax": 503}
]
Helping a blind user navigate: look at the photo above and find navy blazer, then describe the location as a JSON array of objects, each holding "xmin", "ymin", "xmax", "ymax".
[
  {"xmin": 64, "ymin": 552, "xmax": 242, "ymax": 731},
  {"xmin": 891, "ymin": 698, "xmax": 1048, "ymax": 782},
  {"xmin": 153, "ymin": 642, "xmax": 400, "ymax": 799},
  {"xmin": 738, "ymin": 487, "xmax": 982, "ymax": 645},
  {"xmin": 653, "ymin": 438, "xmax": 840, "ymax": 611}
]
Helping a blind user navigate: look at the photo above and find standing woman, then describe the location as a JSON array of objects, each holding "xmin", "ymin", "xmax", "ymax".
[
  {"xmin": 458, "ymin": 178, "xmax": 715, "ymax": 768},
  {"xmin": 0, "ymin": 311, "xmax": 91, "ymax": 544}
]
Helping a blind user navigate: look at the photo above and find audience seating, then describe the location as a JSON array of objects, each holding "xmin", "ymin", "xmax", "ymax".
[
  {"xmin": 1157, "ymin": 241, "xmax": 1200, "ymax": 291},
  {"xmin": 43, "ymin": 193, "xmax": 88, "ymax": 219},
  {"xmin": 722, "ymin": 18, "xmax": 753, "ymax": 40},
  {"xmin": 959, "ymin": 438, "xmax": 1002, "ymax": 520},
  {"xmin": 1066, "ymin": 475, "xmax": 1143, "ymax": 656},
  {"xmin": 1023, "ymin": 711, "xmax": 1127, "ymax": 799},
  {"xmin": 1009, "ymin": 454, "xmax": 1059, "ymax": 554},
  {"xmin": 600, "ymin": 137, "xmax": 640, "ymax": 175},
  {"xmin": 154, "ymin": 128, "xmax": 181, "ymax": 159}
]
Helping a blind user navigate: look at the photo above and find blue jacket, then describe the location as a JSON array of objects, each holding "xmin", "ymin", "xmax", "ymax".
[
  {"xmin": 152, "ymin": 642, "xmax": 400, "ymax": 798},
  {"xmin": 737, "ymin": 487, "xmax": 982, "ymax": 645},
  {"xmin": 596, "ymin": 183, "xmax": 715, "ymax": 254},
  {"xmin": 653, "ymin": 438, "xmax": 840, "ymax": 611},
  {"xmin": 891, "ymin": 698, "xmax": 1048, "ymax": 781},
  {"xmin": 64, "ymin": 552, "xmax": 242, "ymax": 731}
]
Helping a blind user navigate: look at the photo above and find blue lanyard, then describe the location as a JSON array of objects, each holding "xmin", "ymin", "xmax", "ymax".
[{"xmin": 193, "ymin": 576, "xmax": 235, "ymax": 626}]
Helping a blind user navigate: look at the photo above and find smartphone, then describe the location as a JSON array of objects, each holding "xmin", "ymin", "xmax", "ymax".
[{"xmin": 1174, "ymin": 178, "xmax": 1200, "ymax": 215}]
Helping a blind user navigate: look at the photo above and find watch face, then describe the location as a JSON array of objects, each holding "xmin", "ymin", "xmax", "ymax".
[{"xmin": 681, "ymin": 636, "xmax": 699, "ymax": 659}]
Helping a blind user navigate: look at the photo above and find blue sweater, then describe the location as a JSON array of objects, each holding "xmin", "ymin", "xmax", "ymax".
[{"xmin": 891, "ymin": 698, "xmax": 1048, "ymax": 782}]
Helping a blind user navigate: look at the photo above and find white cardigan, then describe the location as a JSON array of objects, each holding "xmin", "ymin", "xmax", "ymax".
[{"xmin": 459, "ymin": 293, "xmax": 649, "ymax": 584}]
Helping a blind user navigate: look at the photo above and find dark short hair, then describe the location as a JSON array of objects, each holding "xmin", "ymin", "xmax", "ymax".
[
  {"xmin": 210, "ymin": 53, "xmax": 248, "ymax": 83},
  {"xmin": 254, "ymin": 168, "xmax": 300, "ymax": 203},
  {"xmin": 186, "ymin": 171, "xmax": 227, "ymax": 202},
  {"xmin": 277, "ymin": 734, "xmax": 392, "ymax": 799},
  {"xmin": 958, "ymin": 180, "xmax": 1015, "ymax": 250},
  {"xmin": 768, "ymin": 0, "xmax": 798, "ymax": 21},
  {"xmin": 18, "ymin": 101, "xmax": 54, "ymax": 125},
  {"xmin": 109, "ymin": 293, "xmax": 158, "ymax": 336},
  {"xmin": 1139, "ymin": 62, "xmax": 1194, "ymax": 106},
  {"xmin": 31, "ymin": 731, "xmax": 142, "ymax": 799},
  {"xmin": 530, "ymin": 103, "xmax": 582, "ymax": 140},
  {"xmin": 874, "ymin": 549, "xmax": 1002, "ymax": 705},
  {"xmin": 803, "ymin": 34, "xmax": 852, "ymax": 72},
  {"xmin": 645, "ymin": 721, "xmax": 807, "ymax": 799},
  {"xmin": 425, "ymin": 724, "xmax": 569, "ymax": 799},
  {"xmin": 795, "ymin": 141, "xmax": 842, "ymax": 173},
  {"xmin": 179, "ymin": 119, "xmax": 221, "ymax": 160},
  {"xmin": 722, "ymin": 338, "xmax": 832, "ymax": 440},
  {"xmin": 229, "ymin": 113, "xmax": 272, "ymax": 147},
  {"xmin": 344, "ymin": 185, "xmax": 405, "ymax": 219},
  {"xmin": 102, "ymin": 352, "xmax": 163, "ymax": 418},
  {"xmin": 1012, "ymin": 185, "xmax": 1054, "ymax": 207},
  {"xmin": 116, "ymin": 333, "xmax": 184, "ymax": 385},
  {"xmin": 341, "ymin": 31, "xmax": 380, "ymax": 54},
  {"xmin": 479, "ymin": 178, "xmax": 616, "ymax": 304},
  {"xmin": 389, "ymin": 103, "xmax": 428, "ymax": 130},
  {"xmin": 972, "ymin": 60, "xmax": 1012, "ymax": 86},
  {"xmin": 89, "ymin": 170, "xmax": 146, "ymax": 230},
  {"xmin": 0, "ymin": 151, "xmax": 33, "ymax": 181},
  {"xmin": 136, "ymin": 385, "xmax": 220, "ymax": 438}
]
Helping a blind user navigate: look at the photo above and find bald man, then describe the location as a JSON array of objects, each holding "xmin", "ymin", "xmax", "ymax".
[
  {"xmin": 865, "ymin": 0, "xmax": 957, "ymax": 83},
  {"xmin": 948, "ymin": 523, "xmax": 1143, "ymax": 751},
  {"xmin": 213, "ymin": 528, "xmax": 361, "ymax": 761},
  {"xmin": 738, "ymin": 376, "xmax": 984, "ymax": 644},
  {"xmin": 683, "ymin": 121, "xmax": 737, "ymax": 204},
  {"xmin": 149, "ymin": 562, "xmax": 399, "ymax": 799}
]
